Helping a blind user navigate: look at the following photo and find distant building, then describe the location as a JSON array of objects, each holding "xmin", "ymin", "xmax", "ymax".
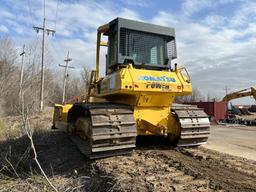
[{"xmin": 183, "ymin": 101, "xmax": 228, "ymax": 124}]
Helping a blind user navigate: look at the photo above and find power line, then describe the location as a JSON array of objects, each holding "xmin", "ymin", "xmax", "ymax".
[
  {"xmin": 26, "ymin": 0, "xmax": 33, "ymax": 24},
  {"xmin": 224, "ymin": 85, "xmax": 230, "ymax": 95},
  {"xmin": 43, "ymin": 0, "xmax": 46, "ymax": 19},
  {"xmin": 25, "ymin": 0, "xmax": 42, "ymax": 46},
  {"xmin": 48, "ymin": 39, "xmax": 63, "ymax": 64},
  {"xmin": 33, "ymin": 18, "xmax": 56, "ymax": 112},
  {"xmin": 54, "ymin": 0, "xmax": 60, "ymax": 31}
]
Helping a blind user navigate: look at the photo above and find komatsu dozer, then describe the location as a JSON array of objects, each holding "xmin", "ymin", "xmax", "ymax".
[{"xmin": 52, "ymin": 18, "xmax": 210, "ymax": 159}]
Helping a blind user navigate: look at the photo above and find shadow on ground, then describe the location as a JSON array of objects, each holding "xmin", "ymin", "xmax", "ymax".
[
  {"xmin": 0, "ymin": 131, "xmax": 114, "ymax": 191},
  {"xmin": 136, "ymin": 135, "xmax": 176, "ymax": 149},
  {"xmin": 0, "ymin": 128, "xmax": 180, "ymax": 191}
]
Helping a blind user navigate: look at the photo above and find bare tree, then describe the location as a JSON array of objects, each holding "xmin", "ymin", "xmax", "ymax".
[
  {"xmin": 0, "ymin": 37, "xmax": 17, "ymax": 64},
  {"xmin": 0, "ymin": 37, "xmax": 64, "ymax": 114},
  {"xmin": 81, "ymin": 64, "xmax": 90, "ymax": 91},
  {"xmin": 65, "ymin": 71, "xmax": 83, "ymax": 101},
  {"xmin": 176, "ymin": 88, "xmax": 205, "ymax": 103},
  {"xmin": 0, "ymin": 37, "xmax": 19, "ymax": 114},
  {"xmin": 0, "ymin": 37, "xmax": 89, "ymax": 114},
  {"xmin": 206, "ymin": 91, "xmax": 221, "ymax": 102}
]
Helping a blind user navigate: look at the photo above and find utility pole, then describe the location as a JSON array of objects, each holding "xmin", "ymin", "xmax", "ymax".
[
  {"xmin": 224, "ymin": 85, "xmax": 230, "ymax": 95},
  {"xmin": 59, "ymin": 51, "xmax": 74, "ymax": 104},
  {"xmin": 33, "ymin": 18, "xmax": 56, "ymax": 112},
  {"xmin": 19, "ymin": 44, "xmax": 25, "ymax": 104}
]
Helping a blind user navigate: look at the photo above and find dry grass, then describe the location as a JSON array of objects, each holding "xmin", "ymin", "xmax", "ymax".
[
  {"xmin": 0, "ymin": 107, "xmax": 115, "ymax": 192},
  {"xmin": 0, "ymin": 107, "xmax": 53, "ymax": 140},
  {"xmin": 0, "ymin": 118, "xmax": 6, "ymax": 139},
  {"xmin": 0, "ymin": 116, "xmax": 24, "ymax": 141}
]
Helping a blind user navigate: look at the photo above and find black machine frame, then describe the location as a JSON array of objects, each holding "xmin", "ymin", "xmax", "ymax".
[{"xmin": 106, "ymin": 17, "xmax": 177, "ymax": 70}]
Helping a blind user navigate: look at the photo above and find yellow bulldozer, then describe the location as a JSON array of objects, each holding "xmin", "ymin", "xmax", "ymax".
[{"xmin": 52, "ymin": 18, "xmax": 210, "ymax": 159}]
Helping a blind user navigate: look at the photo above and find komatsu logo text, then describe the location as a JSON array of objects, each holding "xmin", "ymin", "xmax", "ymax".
[{"xmin": 138, "ymin": 75, "xmax": 176, "ymax": 82}]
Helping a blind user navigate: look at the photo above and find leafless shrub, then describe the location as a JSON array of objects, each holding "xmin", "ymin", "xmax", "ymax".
[{"xmin": 19, "ymin": 74, "xmax": 58, "ymax": 191}]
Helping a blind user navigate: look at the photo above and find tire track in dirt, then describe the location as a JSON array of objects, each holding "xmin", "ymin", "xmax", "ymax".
[
  {"xmin": 95, "ymin": 147, "xmax": 256, "ymax": 192},
  {"xmin": 183, "ymin": 147, "xmax": 256, "ymax": 177},
  {"xmin": 96, "ymin": 150, "xmax": 215, "ymax": 192},
  {"xmin": 154, "ymin": 147, "xmax": 256, "ymax": 192}
]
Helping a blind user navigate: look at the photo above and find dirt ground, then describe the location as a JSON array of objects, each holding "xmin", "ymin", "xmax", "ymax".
[
  {"xmin": 0, "ymin": 114, "xmax": 256, "ymax": 191},
  {"xmin": 205, "ymin": 125, "xmax": 256, "ymax": 161},
  {"xmin": 96, "ymin": 144, "xmax": 256, "ymax": 192}
]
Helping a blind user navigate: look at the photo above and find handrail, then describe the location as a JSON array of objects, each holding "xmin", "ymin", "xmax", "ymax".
[
  {"xmin": 85, "ymin": 70, "xmax": 96, "ymax": 102},
  {"xmin": 179, "ymin": 67, "xmax": 191, "ymax": 83},
  {"xmin": 96, "ymin": 24, "xmax": 109, "ymax": 81}
]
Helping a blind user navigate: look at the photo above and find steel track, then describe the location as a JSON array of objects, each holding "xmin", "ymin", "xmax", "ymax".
[
  {"xmin": 71, "ymin": 103, "xmax": 137, "ymax": 159},
  {"xmin": 172, "ymin": 104, "xmax": 210, "ymax": 146}
]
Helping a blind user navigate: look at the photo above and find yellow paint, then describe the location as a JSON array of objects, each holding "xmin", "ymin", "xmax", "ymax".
[
  {"xmin": 134, "ymin": 106, "xmax": 170, "ymax": 135},
  {"xmin": 93, "ymin": 64, "xmax": 192, "ymax": 136},
  {"xmin": 222, "ymin": 87, "xmax": 256, "ymax": 102},
  {"xmin": 54, "ymin": 21, "xmax": 193, "ymax": 138},
  {"xmin": 100, "ymin": 41, "xmax": 108, "ymax": 46},
  {"xmin": 96, "ymin": 24, "xmax": 109, "ymax": 81},
  {"xmin": 53, "ymin": 104, "xmax": 73, "ymax": 123}
]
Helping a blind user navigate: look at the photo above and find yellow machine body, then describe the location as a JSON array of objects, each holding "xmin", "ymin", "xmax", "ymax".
[
  {"xmin": 52, "ymin": 18, "xmax": 210, "ymax": 158},
  {"xmin": 53, "ymin": 64, "xmax": 192, "ymax": 137},
  {"xmin": 53, "ymin": 104, "xmax": 73, "ymax": 131},
  {"xmin": 92, "ymin": 64, "xmax": 192, "ymax": 136}
]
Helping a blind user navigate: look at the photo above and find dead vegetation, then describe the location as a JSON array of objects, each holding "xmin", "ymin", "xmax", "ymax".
[
  {"xmin": 0, "ymin": 36, "xmax": 94, "ymax": 191},
  {"xmin": 0, "ymin": 37, "xmax": 89, "ymax": 116},
  {"xmin": 0, "ymin": 111, "xmax": 115, "ymax": 192}
]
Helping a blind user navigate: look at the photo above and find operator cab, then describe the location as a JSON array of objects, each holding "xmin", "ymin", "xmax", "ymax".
[{"xmin": 105, "ymin": 18, "xmax": 177, "ymax": 73}]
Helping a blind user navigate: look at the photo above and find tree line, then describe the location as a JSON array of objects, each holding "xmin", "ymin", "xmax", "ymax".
[{"xmin": 0, "ymin": 37, "xmax": 89, "ymax": 116}]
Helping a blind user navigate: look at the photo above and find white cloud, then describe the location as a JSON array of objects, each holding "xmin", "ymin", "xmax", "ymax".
[
  {"xmin": 40, "ymin": 1, "xmax": 141, "ymax": 38},
  {"xmin": 181, "ymin": 0, "xmax": 212, "ymax": 16},
  {"xmin": 0, "ymin": 25, "xmax": 8, "ymax": 33},
  {"xmin": 41, "ymin": 0, "xmax": 141, "ymax": 71},
  {"xmin": 204, "ymin": 15, "xmax": 227, "ymax": 27},
  {"xmin": 229, "ymin": 1, "xmax": 256, "ymax": 27},
  {"xmin": 0, "ymin": 10, "xmax": 14, "ymax": 19},
  {"xmin": 151, "ymin": 11, "xmax": 179, "ymax": 26},
  {"xmin": 118, "ymin": 8, "xmax": 141, "ymax": 20},
  {"xmin": 151, "ymin": 9, "xmax": 256, "ymax": 102},
  {"xmin": 122, "ymin": 0, "xmax": 149, "ymax": 7}
]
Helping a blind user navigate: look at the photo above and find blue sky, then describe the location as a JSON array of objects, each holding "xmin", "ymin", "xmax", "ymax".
[{"xmin": 0, "ymin": 0, "xmax": 256, "ymax": 104}]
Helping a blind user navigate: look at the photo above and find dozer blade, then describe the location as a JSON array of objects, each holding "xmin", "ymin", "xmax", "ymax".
[
  {"xmin": 172, "ymin": 104, "xmax": 210, "ymax": 147},
  {"xmin": 71, "ymin": 104, "xmax": 137, "ymax": 159}
]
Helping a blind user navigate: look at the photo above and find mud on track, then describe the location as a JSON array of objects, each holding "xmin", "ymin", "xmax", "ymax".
[{"xmin": 96, "ymin": 146, "xmax": 256, "ymax": 192}]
